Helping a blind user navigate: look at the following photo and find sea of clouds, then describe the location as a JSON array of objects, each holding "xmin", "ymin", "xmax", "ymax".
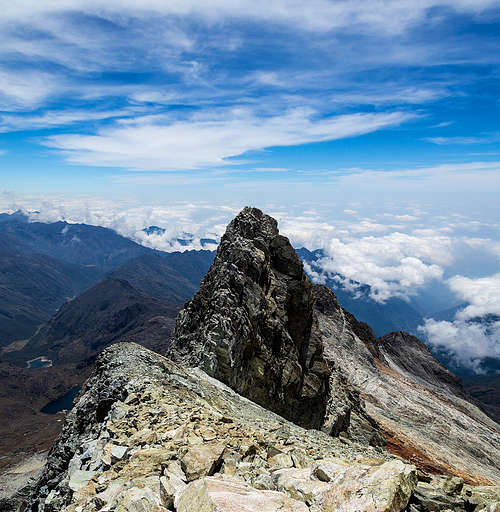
[{"xmin": 1, "ymin": 191, "xmax": 499, "ymax": 373}]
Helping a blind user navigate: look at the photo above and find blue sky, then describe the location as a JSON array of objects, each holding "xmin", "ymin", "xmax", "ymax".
[
  {"xmin": 1, "ymin": 2, "xmax": 500, "ymax": 369},
  {"xmin": 0, "ymin": 1, "xmax": 499, "ymax": 202}
]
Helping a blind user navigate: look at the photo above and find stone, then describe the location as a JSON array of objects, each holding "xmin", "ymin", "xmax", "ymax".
[
  {"xmin": 318, "ymin": 459, "xmax": 417, "ymax": 512},
  {"xmin": 273, "ymin": 467, "xmax": 330, "ymax": 502},
  {"xmin": 268, "ymin": 452, "xmax": 293, "ymax": 469},
  {"xmin": 180, "ymin": 442, "xmax": 226, "ymax": 481},
  {"xmin": 312, "ymin": 458, "xmax": 352, "ymax": 482},
  {"xmin": 176, "ymin": 475, "xmax": 309, "ymax": 512},
  {"xmin": 159, "ymin": 473, "xmax": 186, "ymax": 509},
  {"xmin": 159, "ymin": 461, "xmax": 188, "ymax": 508},
  {"xmin": 443, "ymin": 477, "xmax": 464, "ymax": 496},
  {"xmin": 68, "ymin": 470, "xmax": 97, "ymax": 492},
  {"xmin": 113, "ymin": 482, "xmax": 166, "ymax": 512}
]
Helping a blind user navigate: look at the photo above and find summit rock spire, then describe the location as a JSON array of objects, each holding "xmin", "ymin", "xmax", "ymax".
[{"xmin": 171, "ymin": 207, "xmax": 332, "ymax": 429}]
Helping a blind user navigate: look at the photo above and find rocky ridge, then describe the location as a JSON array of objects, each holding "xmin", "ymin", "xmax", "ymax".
[
  {"xmin": 18, "ymin": 343, "xmax": 499, "ymax": 512},
  {"xmin": 171, "ymin": 207, "xmax": 500, "ymax": 484},
  {"xmin": 5, "ymin": 206, "xmax": 500, "ymax": 511},
  {"xmin": 170, "ymin": 207, "xmax": 379, "ymax": 441}
]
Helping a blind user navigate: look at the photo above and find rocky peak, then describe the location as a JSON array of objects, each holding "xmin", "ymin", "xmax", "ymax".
[
  {"xmin": 170, "ymin": 207, "xmax": 330, "ymax": 430},
  {"xmin": 7, "ymin": 208, "xmax": 500, "ymax": 511}
]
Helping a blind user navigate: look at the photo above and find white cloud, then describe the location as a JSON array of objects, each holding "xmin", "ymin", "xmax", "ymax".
[
  {"xmin": 419, "ymin": 318, "xmax": 500, "ymax": 373},
  {"xmin": 0, "ymin": 70, "xmax": 63, "ymax": 111},
  {"xmin": 42, "ymin": 109, "xmax": 413, "ymax": 171},
  {"xmin": 0, "ymin": 109, "xmax": 140, "ymax": 132},
  {"xmin": 1, "ymin": 1, "xmax": 498, "ymax": 34},
  {"xmin": 448, "ymin": 273, "xmax": 500, "ymax": 320},
  {"xmin": 277, "ymin": 214, "xmax": 454, "ymax": 301},
  {"xmin": 316, "ymin": 234, "xmax": 448, "ymax": 302},
  {"xmin": 330, "ymin": 86, "xmax": 449, "ymax": 106},
  {"xmin": 418, "ymin": 272, "xmax": 500, "ymax": 373},
  {"xmin": 424, "ymin": 133, "xmax": 500, "ymax": 145}
]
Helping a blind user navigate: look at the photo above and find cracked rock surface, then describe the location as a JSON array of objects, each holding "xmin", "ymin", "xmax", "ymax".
[
  {"xmin": 11, "ymin": 207, "xmax": 500, "ymax": 511},
  {"xmin": 21, "ymin": 343, "xmax": 499, "ymax": 512},
  {"xmin": 170, "ymin": 207, "xmax": 379, "ymax": 441},
  {"xmin": 23, "ymin": 343, "xmax": 407, "ymax": 511}
]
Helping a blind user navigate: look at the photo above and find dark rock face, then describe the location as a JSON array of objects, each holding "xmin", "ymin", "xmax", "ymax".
[{"xmin": 171, "ymin": 207, "xmax": 331, "ymax": 430}]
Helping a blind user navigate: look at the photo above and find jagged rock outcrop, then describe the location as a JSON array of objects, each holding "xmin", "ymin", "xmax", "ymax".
[
  {"xmin": 170, "ymin": 207, "xmax": 500, "ymax": 484},
  {"xmin": 23, "ymin": 343, "xmax": 420, "ymax": 512},
  {"xmin": 22, "ymin": 343, "xmax": 497, "ymax": 512},
  {"xmin": 170, "ymin": 207, "xmax": 377, "ymax": 440}
]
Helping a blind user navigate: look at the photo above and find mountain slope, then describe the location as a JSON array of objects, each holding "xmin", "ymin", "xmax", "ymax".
[
  {"xmin": 14, "ymin": 279, "xmax": 180, "ymax": 366},
  {"xmin": 18, "ymin": 343, "xmax": 500, "ymax": 511},
  {"xmin": 0, "ymin": 251, "xmax": 98, "ymax": 347},
  {"xmin": 312, "ymin": 284, "xmax": 499, "ymax": 484},
  {"xmin": 22, "ymin": 343, "xmax": 420, "ymax": 512},
  {"xmin": 377, "ymin": 331, "xmax": 466, "ymax": 398},
  {"xmin": 0, "ymin": 213, "xmax": 215, "ymax": 348},
  {"xmin": 107, "ymin": 250, "xmax": 214, "ymax": 303}
]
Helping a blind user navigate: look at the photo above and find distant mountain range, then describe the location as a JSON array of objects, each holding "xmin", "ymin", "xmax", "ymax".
[
  {"xmin": 12, "ymin": 279, "xmax": 180, "ymax": 367},
  {"xmin": 0, "ymin": 208, "xmax": 498, "ymax": 487},
  {"xmin": 0, "ymin": 213, "xmax": 215, "ymax": 350},
  {"xmin": 0, "ymin": 213, "xmax": 151, "ymax": 271}
]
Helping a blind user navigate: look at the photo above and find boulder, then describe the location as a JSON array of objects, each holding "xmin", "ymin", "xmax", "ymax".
[
  {"xmin": 318, "ymin": 459, "xmax": 417, "ymax": 512},
  {"xmin": 176, "ymin": 475, "xmax": 309, "ymax": 512},
  {"xmin": 180, "ymin": 442, "xmax": 226, "ymax": 481}
]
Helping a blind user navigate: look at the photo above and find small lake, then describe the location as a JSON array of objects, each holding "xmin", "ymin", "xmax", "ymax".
[
  {"xmin": 26, "ymin": 356, "xmax": 52, "ymax": 369},
  {"xmin": 41, "ymin": 386, "xmax": 81, "ymax": 414}
]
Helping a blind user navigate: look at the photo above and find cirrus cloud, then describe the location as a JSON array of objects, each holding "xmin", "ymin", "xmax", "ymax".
[{"xmin": 42, "ymin": 109, "xmax": 413, "ymax": 171}]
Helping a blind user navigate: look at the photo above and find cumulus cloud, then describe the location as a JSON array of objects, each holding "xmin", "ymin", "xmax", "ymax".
[
  {"xmin": 448, "ymin": 274, "xmax": 500, "ymax": 320},
  {"xmin": 419, "ymin": 317, "xmax": 500, "ymax": 373},
  {"xmin": 278, "ymin": 214, "xmax": 452, "ymax": 301},
  {"xmin": 42, "ymin": 109, "xmax": 413, "ymax": 171},
  {"xmin": 316, "ymin": 234, "xmax": 448, "ymax": 302},
  {"xmin": 418, "ymin": 273, "xmax": 500, "ymax": 373}
]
